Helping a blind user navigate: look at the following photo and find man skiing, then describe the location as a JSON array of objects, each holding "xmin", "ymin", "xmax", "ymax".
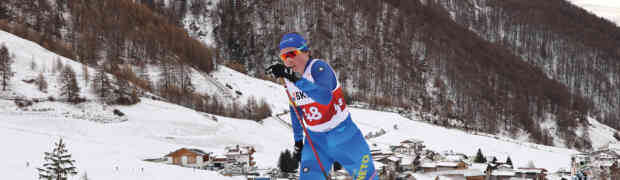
[{"xmin": 267, "ymin": 33, "xmax": 378, "ymax": 180}]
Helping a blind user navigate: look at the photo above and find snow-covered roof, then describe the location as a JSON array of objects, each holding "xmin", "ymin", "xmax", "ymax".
[
  {"xmin": 401, "ymin": 138, "xmax": 423, "ymax": 144},
  {"xmin": 425, "ymin": 169, "xmax": 485, "ymax": 177},
  {"xmin": 421, "ymin": 162, "xmax": 437, "ymax": 168},
  {"xmin": 388, "ymin": 156, "xmax": 400, "ymax": 162},
  {"xmin": 400, "ymin": 157, "xmax": 412, "ymax": 165},
  {"xmin": 165, "ymin": 148, "xmax": 209, "ymax": 157},
  {"xmin": 516, "ymin": 168, "xmax": 546, "ymax": 174},
  {"xmin": 188, "ymin": 148, "xmax": 209, "ymax": 156},
  {"xmin": 445, "ymin": 155, "xmax": 465, "ymax": 162},
  {"xmin": 492, "ymin": 170, "xmax": 516, "ymax": 176},
  {"xmin": 437, "ymin": 161, "xmax": 462, "ymax": 167}
]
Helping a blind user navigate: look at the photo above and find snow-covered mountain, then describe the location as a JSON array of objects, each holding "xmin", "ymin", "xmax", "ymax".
[
  {"xmin": 2, "ymin": 29, "xmax": 619, "ymax": 180},
  {"xmin": 569, "ymin": 0, "xmax": 620, "ymax": 25}
]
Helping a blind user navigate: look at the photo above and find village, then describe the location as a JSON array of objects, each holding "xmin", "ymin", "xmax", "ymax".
[{"xmin": 153, "ymin": 138, "xmax": 554, "ymax": 180}]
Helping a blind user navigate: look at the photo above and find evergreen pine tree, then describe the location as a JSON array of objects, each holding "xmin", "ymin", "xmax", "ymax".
[
  {"xmin": 30, "ymin": 56, "xmax": 37, "ymax": 70},
  {"xmin": 60, "ymin": 65, "xmax": 80, "ymax": 102},
  {"xmin": 36, "ymin": 72, "xmax": 48, "ymax": 92},
  {"xmin": 113, "ymin": 75, "xmax": 134, "ymax": 105},
  {"xmin": 333, "ymin": 161, "xmax": 342, "ymax": 171},
  {"xmin": 82, "ymin": 64, "xmax": 89, "ymax": 86},
  {"xmin": 138, "ymin": 65, "xmax": 153, "ymax": 91},
  {"xmin": 37, "ymin": 138, "xmax": 78, "ymax": 180},
  {"xmin": 0, "ymin": 44, "xmax": 14, "ymax": 91},
  {"xmin": 92, "ymin": 64, "xmax": 111, "ymax": 102},
  {"xmin": 506, "ymin": 156, "xmax": 513, "ymax": 167},
  {"xmin": 474, "ymin": 148, "xmax": 487, "ymax": 163},
  {"xmin": 278, "ymin": 149, "xmax": 297, "ymax": 173}
]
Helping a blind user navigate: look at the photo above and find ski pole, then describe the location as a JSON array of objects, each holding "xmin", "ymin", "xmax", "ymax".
[{"xmin": 280, "ymin": 78, "xmax": 330, "ymax": 180}]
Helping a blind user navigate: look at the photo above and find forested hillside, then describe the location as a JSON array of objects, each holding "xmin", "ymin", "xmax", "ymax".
[
  {"xmin": 2, "ymin": 0, "xmax": 618, "ymax": 150},
  {"xmin": 431, "ymin": 0, "xmax": 620, "ymax": 139},
  {"xmin": 207, "ymin": 0, "xmax": 620, "ymax": 149}
]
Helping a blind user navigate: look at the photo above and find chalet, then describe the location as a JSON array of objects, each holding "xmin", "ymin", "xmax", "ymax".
[
  {"xmin": 436, "ymin": 161, "xmax": 468, "ymax": 171},
  {"xmin": 165, "ymin": 148, "xmax": 211, "ymax": 168},
  {"xmin": 377, "ymin": 156, "xmax": 400, "ymax": 172},
  {"xmin": 399, "ymin": 156, "xmax": 414, "ymax": 172},
  {"xmin": 371, "ymin": 148, "xmax": 393, "ymax": 161},
  {"xmin": 209, "ymin": 155, "xmax": 229, "ymax": 169},
  {"xmin": 514, "ymin": 168, "xmax": 547, "ymax": 180},
  {"xmin": 225, "ymin": 144, "xmax": 256, "ymax": 165},
  {"xmin": 399, "ymin": 138, "xmax": 425, "ymax": 156},
  {"xmin": 419, "ymin": 161, "xmax": 437, "ymax": 173},
  {"xmin": 391, "ymin": 145, "xmax": 409, "ymax": 155},
  {"xmin": 587, "ymin": 143, "xmax": 620, "ymax": 168},
  {"xmin": 424, "ymin": 169, "xmax": 485, "ymax": 180}
]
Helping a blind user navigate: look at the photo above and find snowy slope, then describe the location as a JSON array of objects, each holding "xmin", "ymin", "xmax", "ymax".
[
  {"xmin": 569, "ymin": 0, "xmax": 620, "ymax": 25},
  {"xmin": 1, "ymin": 29, "xmax": 619, "ymax": 180}
]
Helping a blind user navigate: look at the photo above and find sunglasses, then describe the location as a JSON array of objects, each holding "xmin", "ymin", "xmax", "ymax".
[
  {"xmin": 280, "ymin": 49, "xmax": 302, "ymax": 62},
  {"xmin": 279, "ymin": 45, "xmax": 307, "ymax": 62}
]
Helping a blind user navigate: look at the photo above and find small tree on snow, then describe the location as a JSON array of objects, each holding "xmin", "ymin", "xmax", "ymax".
[
  {"xmin": 60, "ymin": 65, "xmax": 80, "ymax": 103},
  {"xmin": 0, "ymin": 44, "xmax": 14, "ymax": 91},
  {"xmin": 36, "ymin": 73, "xmax": 48, "ymax": 92},
  {"xmin": 37, "ymin": 138, "xmax": 78, "ymax": 180},
  {"xmin": 474, "ymin": 148, "xmax": 487, "ymax": 163},
  {"xmin": 92, "ymin": 64, "xmax": 111, "ymax": 102},
  {"xmin": 278, "ymin": 149, "xmax": 298, "ymax": 173},
  {"xmin": 506, "ymin": 156, "xmax": 513, "ymax": 167},
  {"xmin": 82, "ymin": 64, "xmax": 89, "ymax": 86}
]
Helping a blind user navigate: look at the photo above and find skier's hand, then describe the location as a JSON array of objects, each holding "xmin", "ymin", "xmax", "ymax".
[
  {"xmin": 294, "ymin": 140, "xmax": 303, "ymax": 162},
  {"xmin": 266, "ymin": 64, "xmax": 299, "ymax": 82}
]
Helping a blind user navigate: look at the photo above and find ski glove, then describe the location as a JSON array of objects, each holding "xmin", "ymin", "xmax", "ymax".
[
  {"xmin": 266, "ymin": 64, "xmax": 299, "ymax": 82},
  {"xmin": 294, "ymin": 140, "xmax": 303, "ymax": 162}
]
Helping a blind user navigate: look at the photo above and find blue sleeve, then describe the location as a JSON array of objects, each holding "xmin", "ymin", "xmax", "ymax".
[
  {"xmin": 290, "ymin": 106, "xmax": 304, "ymax": 142},
  {"xmin": 294, "ymin": 60, "xmax": 337, "ymax": 105}
]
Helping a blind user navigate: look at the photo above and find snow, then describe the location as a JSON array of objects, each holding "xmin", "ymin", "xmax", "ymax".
[
  {"xmin": 568, "ymin": 0, "xmax": 620, "ymax": 25},
  {"xmin": 1, "ymin": 29, "xmax": 619, "ymax": 180}
]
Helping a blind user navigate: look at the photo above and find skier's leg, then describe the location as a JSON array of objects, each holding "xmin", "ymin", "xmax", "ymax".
[
  {"xmin": 299, "ymin": 135, "xmax": 333, "ymax": 180},
  {"xmin": 330, "ymin": 119, "xmax": 378, "ymax": 180}
]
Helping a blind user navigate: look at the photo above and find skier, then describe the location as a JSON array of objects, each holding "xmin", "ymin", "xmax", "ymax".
[{"xmin": 267, "ymin": 33, "xmax": 378, "ymax": 180}]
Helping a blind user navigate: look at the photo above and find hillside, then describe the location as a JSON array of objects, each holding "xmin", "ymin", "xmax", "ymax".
[
  {"xmin": 2, "ymin": 29, "xmax": 619, "ymax": 180},
  {"xmin": 202, "ymin": 0, "xmax": 611, "ymax": 149},
  {"xmin": 3, "ymin": 0, "xmax": 617, "ymax": 150}
]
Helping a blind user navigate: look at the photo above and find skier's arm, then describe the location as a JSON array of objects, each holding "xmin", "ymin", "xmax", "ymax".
[
  {"xmin": 290, "ymin": 105, "xmax": 304, "ymax": 142},
  {"xmin": 294, "ymin": 60, "xmax": 337, "ymax": 105}
]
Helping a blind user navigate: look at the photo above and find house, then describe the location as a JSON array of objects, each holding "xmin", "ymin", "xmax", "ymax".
[
  {"xmin": 165, "ymin": 148, "xmax": 211, "ymax": 168},
  {"xmin": 391, "ymin": 145, "xmax": 409, "ymax": 155},
  {"xmin": 225, "ymin": 144, "xmax": 256, "ymax": 166},
  {"xmin": 377, "ymin": 156, "xmax": 401, "ymax": 172},
  {"xmin": 423, "ymin": 169, "xmax": 485, "ymax": 180},
  {"xmin": 399, "ymin": 156, "xmax": 414, "ymax": 172},
  {"xmin": 419, "ymin": 161, "xmax": 438, "ymax": 173},
  {"xmin": 514, "ymin": 168, "xmax": 547, "ymax": 180},
  {"xmin": 209, "ymin": 155, "xmax": 229, "ymax": 169},
  {"xmin": 436, "ymin": 161, "xmax": 468, "ymax": 171},
  {"xmin": 400, "ymin": 138, "xmax": 426, "ymax": 156}
]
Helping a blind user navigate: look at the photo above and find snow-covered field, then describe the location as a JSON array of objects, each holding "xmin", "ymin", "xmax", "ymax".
[
  {"xmin": 1, "ymin": 28, "xmax": 618, "ymax": 180},
  {"xmin": 569, "ymin": 0, "xmax": 620, "ymax": 25}
]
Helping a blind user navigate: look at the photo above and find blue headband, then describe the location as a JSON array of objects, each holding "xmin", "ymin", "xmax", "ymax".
[{"xmin": 279, "ymin": 33, "xmax": 308, "ymax": 51}]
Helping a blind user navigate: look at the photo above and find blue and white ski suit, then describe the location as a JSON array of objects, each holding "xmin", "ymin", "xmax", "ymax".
[{"xmin": 285, "ymin": 58, "xmax": 378, "ymax": 180}]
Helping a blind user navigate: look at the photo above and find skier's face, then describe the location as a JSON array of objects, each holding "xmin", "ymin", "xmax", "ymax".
[{"xmin": 280, "ymin": 47, "xmax": 309, "ymax": 74}]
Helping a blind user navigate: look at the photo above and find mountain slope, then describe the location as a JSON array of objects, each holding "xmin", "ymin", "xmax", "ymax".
[
  {"xmin": 433, "ymin": 0, "xmax": 620, "ymax": 135},
  {"xmin": 206, "ymin": 0, "xmax": 599, "ymax": 148},
  {"xmin": 1, "ymin": 29, "xmax": 619, "ymax": 180}
]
